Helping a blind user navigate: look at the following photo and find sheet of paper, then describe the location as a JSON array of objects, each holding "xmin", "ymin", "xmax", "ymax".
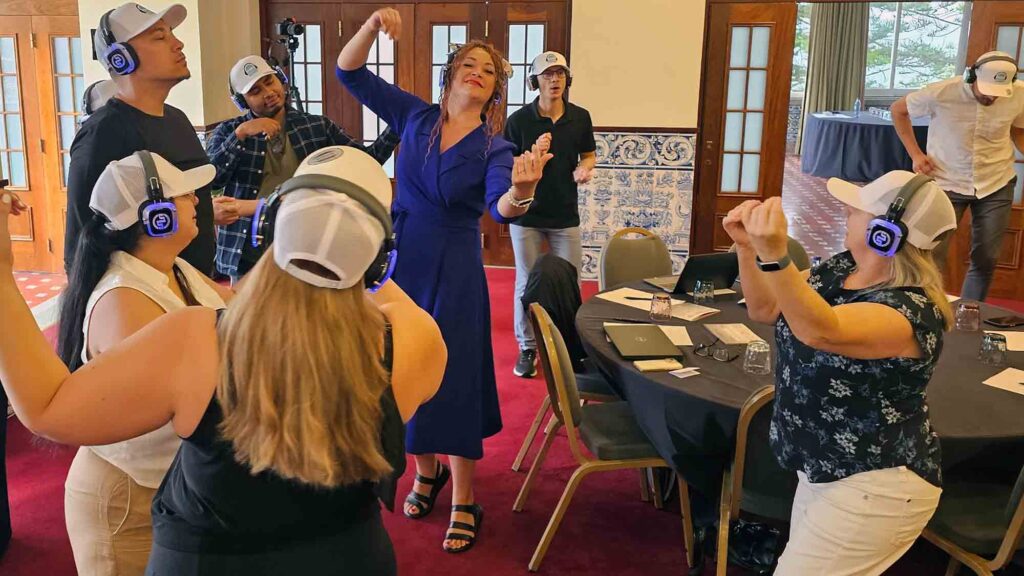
[
  {"xmin": 596, "ymin": 287, "xmax": 719, "ymax": 321},
  {"xmin": 603, "ymin": 322, "xmax": 693, "ymax": 346},
  {"xmin": 982, "ymin": 367, "xmax": 1024, "ymax": 396},
  {"xmin": 946, "ymin": 294, "xmax": 960, "ymax": 303},
  {"xmin": 705, "ymin": 323, "xmax": 763, "ymax": 345},
  {"xmin": 670, "ymin": 368, "xmax": 700, "ymax": 379},
  {"xmin": 984, "ymin": 331, "xmax": 1024, "ymax": 352}
]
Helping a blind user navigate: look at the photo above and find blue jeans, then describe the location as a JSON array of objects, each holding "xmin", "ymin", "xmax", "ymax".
[
  {"xmin": 934, "ymin": 178, "xmax": 1015, "ymax": 301},
  {"xmin": 510, "ymin": 225, "xmax": 582, "ymax": 351}
]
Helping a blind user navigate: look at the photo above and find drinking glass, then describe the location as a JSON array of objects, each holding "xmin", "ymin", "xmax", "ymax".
[
  {"xmin": 693, "ymin": 279, "xmax": 716, "ymax": 305},
  {"xmin": 743, "ymin": 340, "xmax": 771, "ymax": 375},
  {"xmin": 649, "ymin": 293, "xmax": 673, "ymax": 322},
  {"xmin": 980, "ymin": 333, "xmax": 1008, "ymax": 367},
  {"xmin": 955, "ymin": 301, "xmax": 981, "ymax": 332}
]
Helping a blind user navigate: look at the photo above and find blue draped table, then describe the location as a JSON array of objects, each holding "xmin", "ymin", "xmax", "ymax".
[
  {"xmin": 801, "ymin": 110, "xmax": 929, "ymax": 182},
  {"xmin": 576, "ymin": 283, "xmax": 1024, "ymax": 497}
]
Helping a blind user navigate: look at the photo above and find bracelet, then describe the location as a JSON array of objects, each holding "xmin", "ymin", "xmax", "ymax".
[{"xmin": 506, "ymin": 191, "xmax": 534, "ymax": 209}]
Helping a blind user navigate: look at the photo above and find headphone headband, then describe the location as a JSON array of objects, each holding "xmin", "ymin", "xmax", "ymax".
[
  {"xmin": 973, "ymin": 54, "xmax": 1018, "ymax": 70},
  {"xmin": 885, "ymin": 173, "xmax": 932, "ymax": 222},
  {"xmin": 272, "ymin": 173, "xmax": 393, "ymax": 239},
  {"xmin": 135, "ymin": 150, "xmax": 163, "ymax": 202},
  {"xmin": 99, "ymin": 9, "xmax": 117, "ymax": 47}
]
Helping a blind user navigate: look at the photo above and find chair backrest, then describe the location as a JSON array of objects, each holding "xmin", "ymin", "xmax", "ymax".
[
  {"xmin": 728, "ymin": 386, "xmax": 798, "ymax": 522},
  {"xmin": 728, "ymin": 236, "xmax": 812, "ymax": 271},
  {"xmin": 529, "ymin": 303, "xmax": 584, "ymax": 432},
  {"xmin": 522, "ymin": 254, "xmax": 586, "ymax": 371},
  {"xmin": 599, "ymin": 227, "xmax": 673, "ymax": 290}
]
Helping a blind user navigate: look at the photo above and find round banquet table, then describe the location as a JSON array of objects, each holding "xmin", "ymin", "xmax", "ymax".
[
  {"xmin": 800, "ymin": 110, "xmax": 929, "ymax": 182},
  {"xmin": 576, "ymin": 283, "xmax": 1024, "ymax": 497}
]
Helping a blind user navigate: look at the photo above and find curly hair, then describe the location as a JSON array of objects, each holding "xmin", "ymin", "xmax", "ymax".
[{"xmin": 427, "ymin": 40, "xmax": 510, "ymax": 158}]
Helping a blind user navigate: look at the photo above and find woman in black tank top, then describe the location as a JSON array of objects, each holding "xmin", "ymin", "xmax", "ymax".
[{"xmin": 0, "ymin": 150, "xmax": 448, "ymax": 574}]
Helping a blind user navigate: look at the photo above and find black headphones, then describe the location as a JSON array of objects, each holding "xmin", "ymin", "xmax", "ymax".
[
  {"xmin": 135, "ymin": 150, "xmax": 179, "ymax": 237},
  {"xmin": 865, "ymin": 174, "xmax": 934, "ymax": 257},
  {"xmin": 528, "ymin": 54, "xmax": 572, "ymax": 91},
  {"xmin": 229, "ymin": 66, "xmax": 290, "ymax": 112},
  {"xmin": 964, "ymin": 53, "xmax": 1018, "ymax": 84},
  {"xmin": 250, "ymin": 172, "xmax": 397, "ymax": 292},
  {"xmin": 99, "ymin": 9, "xmax": 139, "ymax": 75}
]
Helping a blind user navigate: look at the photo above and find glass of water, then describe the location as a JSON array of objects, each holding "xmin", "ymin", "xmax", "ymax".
[
  {"xmin": 955, "ymin": 301, "xmax": 981, "ymax": 332},
  {"xmin": 743, "ymin": 340, "xmax": 771, "ymax": 375},
  {"xmin": 693, "ymin": 279, "xmax": 716, "ymax": 305},
  {"xmin": 980, "ymin": 333, "xmax": 1008, "ymax": 366},
  {"xmin": 649, "ymin": 293, "xmax": 673, "ymax": 322}
]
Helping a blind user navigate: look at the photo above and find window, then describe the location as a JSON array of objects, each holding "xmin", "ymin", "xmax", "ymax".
[
  {"xmin": 291, "ymin": 25, "xmax": 323, "ymax": 116},
  {"xmin": 722, "ymin": 26, "xmax": 770, "ymax": 194},
  {"xmin": 505, "ymin": 23, "xmax": 545, "ymax": 117},
  {"xmin": 52, "ymin": 36, "xmax": 85, "ymax": 188},
  {"xmin": 363, "ymin": 31, "xmax": 396, "ymax": 177},
  {"xmin": 865, "ymin": 2, "xmax": 969, "ymax": 95},
  {"xmin": 0, "ymin": 36, "xmax": 26, "ymax": 188},
  {"xmin": 431, "ymin": 25, "xmax": 467, "ymax": 104},
  {"xmin": 791, "ymin": 3, "xmax": 812, "ymax": 94}
]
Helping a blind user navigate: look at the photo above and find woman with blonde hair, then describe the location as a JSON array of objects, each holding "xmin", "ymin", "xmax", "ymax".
[
  {"xmin": 723, "ymin": 170, "xmax": 957, "ymax": 575},
  {"xmin": 337, "ymin": 7, "xmax": 550, "ymax": 553},
  {"xmin": 0, "ymin": 146, "xmax": 446, "ymax": 575}
]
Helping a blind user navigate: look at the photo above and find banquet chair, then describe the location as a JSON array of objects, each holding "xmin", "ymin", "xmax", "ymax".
[
  {"xmin": 514, "ymin": 303, "xmax": 695, "ymax": 572},
  {"xmin": 599, "ymin": 227, "xmax": 672, "ymax": 290}
]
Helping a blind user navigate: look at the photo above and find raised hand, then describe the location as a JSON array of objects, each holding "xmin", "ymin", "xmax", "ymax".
[
  {"xmin": 722, "ymin": 200, "xmax": 762, "ymax": 249},
  {"xmin": 534, "ymin": 132, "xmax": 552, "ymax": 156},
  {"xmin": 511, "ymin": 142, "xmax": 554, "ymax": 194},
  {"xmin": 235, "ymin": 117, "xmax": 281, "ymax": 141},
  {"xmin": 0, "ymin": 190, "xmax": 29, "ymax": 270},
  {"xmin": 367, "ymin": 8, "xmax": 402, "ymax": 41},
  {"xmin": 741, "ymin": 197, "xmax": 789, "ymax": 261}
]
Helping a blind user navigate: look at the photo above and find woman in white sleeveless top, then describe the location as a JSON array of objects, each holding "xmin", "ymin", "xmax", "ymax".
[{"xmin": 55, "ymin": 152, "xmax": 232, "ymax": 575}]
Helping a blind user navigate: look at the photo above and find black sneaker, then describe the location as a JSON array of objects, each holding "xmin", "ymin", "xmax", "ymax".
[{"xmin": 514, "ymin": 349, "xmax": 537, "ymax": 378}]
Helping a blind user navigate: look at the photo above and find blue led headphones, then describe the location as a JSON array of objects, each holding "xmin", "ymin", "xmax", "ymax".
[
  {"xmin": 135, "ymin": 150, "xmax": 179, "ymax": 237},
  {"xmin": 99, "ymin": 9, "xmax": 139, "ymax": 76},
  {"xmin": 229, "ymin": 66, "xmax": 290, "ymax": 112},
  {"xmin": 866, "ymin": 174, "xmax": 934, "ymax": 257},
  {"xmin": 250, "ymin": 173, "xmax": 397, "ymax": 292}
]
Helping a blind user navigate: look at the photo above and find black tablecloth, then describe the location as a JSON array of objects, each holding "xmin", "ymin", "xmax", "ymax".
[
  {"xmin": 800, "ymin": 110, "xmax": 929, "ymax": 182},
  {"xmin": 576, "ymin": 284, "xmax": 1024, "ymax": 496}
]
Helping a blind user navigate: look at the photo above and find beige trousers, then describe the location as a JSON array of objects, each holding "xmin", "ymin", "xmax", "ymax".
[
  {"xmin": 775, "ymin": 467, "xmax": 942, "ymax": 576},
  {"xmin": 64, "ymin": 447, "xmax": 156, "ymax": 576}
]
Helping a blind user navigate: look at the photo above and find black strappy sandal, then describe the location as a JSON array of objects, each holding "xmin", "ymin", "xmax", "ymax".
[
  {"xmin": 443, "ymin": 504, "xmax": 484, "ymax": 554},
  {"xmin": 403, "ymin": 461, "xmax": 450, "ymax": 519}
]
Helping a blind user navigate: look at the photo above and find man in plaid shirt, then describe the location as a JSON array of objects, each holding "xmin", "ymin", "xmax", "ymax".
[{"xmin": 208, "ymin": 55, "xmax": 399, "ymax": 281}]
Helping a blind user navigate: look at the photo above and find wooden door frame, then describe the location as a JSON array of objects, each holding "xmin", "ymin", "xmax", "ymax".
[{"xmin": 692, "ymin": 0, "xmax": 969, "ymax": 255}]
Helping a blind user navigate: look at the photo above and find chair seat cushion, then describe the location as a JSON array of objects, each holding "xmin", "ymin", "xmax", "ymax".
[
  {"xmin": 927, "ymin": 481, "xmax": 1013, "ymax": 556},
  {"xmin": 576, "ymin": 371, "xmax": 619, "ymax": 400},
  {"xmin": 578, "ymin": 402, "xmax": 660, "ymax": 461}
]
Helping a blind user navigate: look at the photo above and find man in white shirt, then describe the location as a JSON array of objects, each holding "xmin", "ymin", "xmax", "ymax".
[{"xmin": 892, "ymin": 51, "xmax": 1024, "ymax": 301}]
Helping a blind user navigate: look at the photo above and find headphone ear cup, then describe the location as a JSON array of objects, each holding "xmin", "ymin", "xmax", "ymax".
[
  {"xmin": 528, "ymin": 75, "xmax": 538, "ymax": 91},
  {"xmin": 105, "ymin": 43, "xmax": 138, "ymax": 76},
  {"xmin": 364, "ymin": 243, "xmax": 397, "ymax": 292},
  {"xmin": 964, "ymin": 66, "xmax": 976, "ymax": 84},
  {"xmin": 566, "ymin": 74, "xmax": 572, "ymax": 88}
]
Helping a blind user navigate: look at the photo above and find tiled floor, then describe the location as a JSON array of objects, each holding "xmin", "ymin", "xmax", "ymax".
[
  {"xmin": 782, "ymin": 154, "xmax": 847, "ymax": 260},
  {"xmin": 13, "ymin": 271, "xmax": 66, "ymax": 330}
]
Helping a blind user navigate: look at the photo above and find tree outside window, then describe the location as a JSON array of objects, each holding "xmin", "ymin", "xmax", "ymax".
[{"xmin": 866, "ymin": 1, "xmax": 968, "ymax": 94}]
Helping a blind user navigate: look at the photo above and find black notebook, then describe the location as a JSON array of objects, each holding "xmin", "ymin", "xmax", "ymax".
[{"xmin": 605, "ymin": 324, "xmax": 684, "ymax": 360}]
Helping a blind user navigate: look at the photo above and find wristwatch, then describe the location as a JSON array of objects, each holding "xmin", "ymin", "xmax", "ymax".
[
  {"xmin": 756, "ymin": 254, "xmax": 792, "ymax": 272},
  {"xmin": 507, "ymin": 192, "xmax": 534, "ymax": 209}
]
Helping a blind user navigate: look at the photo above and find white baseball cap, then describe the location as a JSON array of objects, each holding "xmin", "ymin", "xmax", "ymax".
[
  {"xmin": 230, "ymin": 55, "xmax": 278, "ymax": 95},
  {"xmin": 530, "ymin": 51, "xmax": 570, "ymax": 77},
  {"xmin": 974, "ymin": 51, "xmax": 1018, "ymax": 98},
  {"xmin": 90, "ymin": 151, "xmax": 215, "ymax": 231},
  {"xmin": 272, "ymin": 146, "xmax": 394, "ymax": 289},
  {"xmin": 94, "ymin": 3, "xmax": 187, "ymax": 70},
  {"xmin": 827, "ymin": 170, "xmax": 957, "ymax": 251},
  {"xmin": 82, "ymin": 79, "xmax": 118, "ymax": 118}
]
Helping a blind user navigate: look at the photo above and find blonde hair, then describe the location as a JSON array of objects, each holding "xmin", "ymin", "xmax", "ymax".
[
  {"xmin": 216, "ymin": 257, "xmax": 392, "ymax": 488},
  {"xmin": 879, "ymin": 243, "xmax": 954, "ymax": 331},
  {"xmin": 428, "ymin": 40, "xmax": 509, "ymax": 156}
]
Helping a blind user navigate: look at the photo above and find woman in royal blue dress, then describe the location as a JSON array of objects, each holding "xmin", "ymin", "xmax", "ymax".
[{"xmin": 338, "ymin": 7, "xmax": 551, "ymax": 554}]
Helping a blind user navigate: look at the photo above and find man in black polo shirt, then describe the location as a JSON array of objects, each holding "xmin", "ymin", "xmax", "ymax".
[
  {"xmin": 65, "ymin": 3, "xmax": 218, "ymax": 275},
  {"xmin": 504, "ymin": 51, "xmax": 596, "ymax": 377}
]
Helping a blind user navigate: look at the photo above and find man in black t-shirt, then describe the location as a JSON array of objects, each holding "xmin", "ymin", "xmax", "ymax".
[
  {"xmin": 65, "ymin": 3, "xmax": 219, "ymax": 275},
  {"xmin": 504, "ymin": 51, "xmax": 596, "ymax": 378}
]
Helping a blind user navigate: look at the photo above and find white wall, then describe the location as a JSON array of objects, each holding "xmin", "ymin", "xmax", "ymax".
[
  {"xmin": 78, "ymin": 0, "xmax": 260, "ymax": 126},
  {"xmin": 569, "ymin": 0, "xmax": 705, "ymax": 128}
]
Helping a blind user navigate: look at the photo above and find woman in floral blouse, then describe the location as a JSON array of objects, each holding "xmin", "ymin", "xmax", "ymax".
[{"xmin": 723, "ymin": 170, "xmax": 958, "ymax": 575}]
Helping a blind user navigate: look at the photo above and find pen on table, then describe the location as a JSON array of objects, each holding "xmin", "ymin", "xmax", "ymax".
[{"xmin": 624, "ymin": 296, "xmax": 654, "ymax": 300}]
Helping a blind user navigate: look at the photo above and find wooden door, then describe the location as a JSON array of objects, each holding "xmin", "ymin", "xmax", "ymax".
[
  {"xmin": 263, "ymin": 3, "xmax": 341, "ymax": 121},
  {"xmin": 482, "ymin": 1, "xmax": 568, "ymax": 266},
  {"xmin": 34, "ymin": 15, "xmax": 83, "ymax": 272},
  {"xmin": 1, "ymin": 17, "xmax": 49, "ymax": 271},
  {"xmin": 691, "ymin": 2, "xmax": 796, "ymax": 254},
  {"xmin": 944, "ymin": 0, "xmax": 1024, "ymax": 299}
]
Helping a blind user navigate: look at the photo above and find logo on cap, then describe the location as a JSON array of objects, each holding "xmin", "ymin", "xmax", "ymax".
[
  {"xmin": 244, "ymin": 63, "xmax": 258, "ymax": 76},
  {"xmin": 545, "ymin": 53, "xmax": 557, "ymax": 63},
  {"xmin": 995, "ymin": 72, "xmax": 1008, "ymax": 82},
  {"xmin": 307, "ymin": 148, "xmax": 344, "ymax": 165}
]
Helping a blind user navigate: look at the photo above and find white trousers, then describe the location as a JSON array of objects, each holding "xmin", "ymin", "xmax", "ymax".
[{"xmin": 775, "ymin": 467, "xmax": 941, "ymax": 576}]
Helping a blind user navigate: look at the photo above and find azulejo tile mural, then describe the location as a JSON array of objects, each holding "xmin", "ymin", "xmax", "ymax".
[{"xmin": 578, "ymin": 132, "xmax": 696, "ymax": 280}]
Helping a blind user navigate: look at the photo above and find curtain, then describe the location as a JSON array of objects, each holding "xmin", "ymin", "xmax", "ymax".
[{"xmin": 797, "ymin": 2, "xmax": 870, "ymax": 154}]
